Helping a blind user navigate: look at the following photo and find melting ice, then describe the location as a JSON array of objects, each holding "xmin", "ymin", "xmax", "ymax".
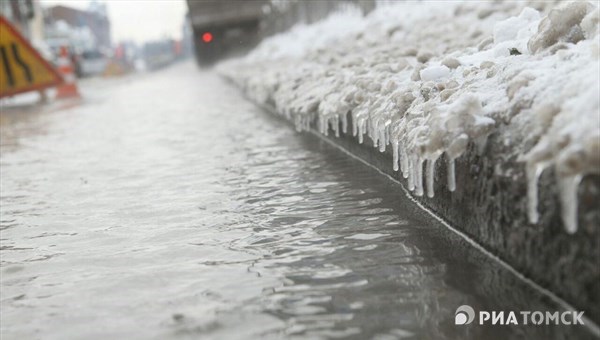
[{"xmin": 219, "ymin": 1, "xmax": 600, "ymax": 233}]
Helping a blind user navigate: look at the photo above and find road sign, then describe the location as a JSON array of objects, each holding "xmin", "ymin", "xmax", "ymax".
[{"xmin": 0, "ymin": 16, "xmax": 63, "ymax": 98}]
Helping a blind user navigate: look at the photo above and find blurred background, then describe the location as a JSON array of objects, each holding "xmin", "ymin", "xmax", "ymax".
[
  {"xmin": 1, "ymin": 0, "xmax": 378, "ymax": 76},
  {"xmin": 2, "ymin": 0, "xmax": 191, "ymax": 75}
]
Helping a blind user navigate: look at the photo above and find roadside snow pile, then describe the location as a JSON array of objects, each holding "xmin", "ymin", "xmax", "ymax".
[
  {"xmin": 243, "ymin": 7, "xmax": 367, "ymax": 61},
  {"xmin": 218, "ymin": 1, "xmax": 600, "ymax": 234}
]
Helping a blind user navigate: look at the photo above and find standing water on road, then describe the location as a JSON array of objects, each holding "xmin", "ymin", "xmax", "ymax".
[{"xmin": 0, "ymin": 62, "xmax": 595, "ymax": 339}]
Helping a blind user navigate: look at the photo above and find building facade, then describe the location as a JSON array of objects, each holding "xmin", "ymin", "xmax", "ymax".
[{"xmin": 46, "ymin": 4, "xmax": 111, "ymax": 50}]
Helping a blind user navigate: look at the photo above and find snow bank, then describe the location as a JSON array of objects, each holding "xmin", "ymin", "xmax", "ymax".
[{"xmin": 218, "ymin": 1, "xmax": 600, "ymax": 234}]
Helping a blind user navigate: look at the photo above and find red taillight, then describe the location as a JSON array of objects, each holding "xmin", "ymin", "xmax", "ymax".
[{"xmin": 202, "ymin": 32, "xmax": 213, "ymax": 43}]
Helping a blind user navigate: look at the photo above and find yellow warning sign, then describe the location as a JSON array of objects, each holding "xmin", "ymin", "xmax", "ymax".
[{"xmin": 0, "ymin": 16, "xmax": 63, "ymax": 98}]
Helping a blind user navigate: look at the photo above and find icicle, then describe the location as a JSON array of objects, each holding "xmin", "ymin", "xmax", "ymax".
[
  {"xmin": 385, "ymin": 125, "xmax": 391, "ymax": 146},
  {"xmin": 352, "ymin": 114, "xmax": 358, "ymax": 137},
  {"xmin": 401, "ymin": 148, "xmax": 409, "ymax": 179},
  {"xmin": 372, "ymin": 127, "xmax": 379, "ymax": 149},
  {"xmin": 426, "ymin": 158, "xmax": 437, "ymax": 198},
  {"xmin": 323, "ymin": 117, "xmax": 329, "ymax": 136},
  {"xmin": 370, "ymin": 120, "xmax": 378, "ymax": 149},
  {"xmin": 358, "ymin": 119, "xmax": 366, "ymax": 144},
  {"xmin": 318, "ymin": 116, "xmax": 324, "ymax": 134},
  {"xmin": 526, "ymin": 161, "xmax": 550, "ymax": 224},
  {"xmin": 378, "ymin": 128, "xmax": 386, "ymax": 152},
  {"xmin": 332, "ymin": 116, "xmax": 340, "ymax": 137},
  {"xmin": 415, "ymin": 157, "xmax": 424, "ymax": 197},
  {"xmin": 447, "ymin": 157, "xmax": 456, "ymax": 192},
  {"xmin": 358, "ymin": 122, "xmax": 364, "ymax": 143},
  {"xmin": 408, "ymin": 154, "xmax": 416, "ymax": 191},
  {"xmin": 341, "ymin": 113, "xmax": 348, "ymax": 134},
  {"xmin": 294, "ymin": 115, "xmax": 302, "ymax": 132},
  {"xmin": 558, "ymin": 174, "xmax": 582, "ymax": 234},
  {"xmin": 445, "ymin": 134, "xmax": 468, "ymax": 192},
  {"xmin": 392, "ymin": 140, "xmax": 399, "ymax": 171}
]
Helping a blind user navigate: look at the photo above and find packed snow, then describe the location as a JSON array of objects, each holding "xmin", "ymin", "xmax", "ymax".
[{"xmin": 218, "ymin": 1, "xmax": 600, "ymax": 234}]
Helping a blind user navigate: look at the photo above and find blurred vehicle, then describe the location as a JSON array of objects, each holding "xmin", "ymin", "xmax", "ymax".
[
  {"xmin": 79, "ymin": 50, "xmax": 107, "ymax": 76},
  {"xmin": 186, "ymin": 0, "xmax": 269, "ymax": 65},
  {"xmin": 142, "ymin": 40, "xmax": 176, "ymax": 70}
]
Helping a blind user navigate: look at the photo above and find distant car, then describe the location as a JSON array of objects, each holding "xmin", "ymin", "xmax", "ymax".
[
  {"xmin": 79, "ymin": 50, "xmax": 107, "ymax": 76},
  {"xmin": 142, "ymin": 41, "xmax": 176, "ymax": 70}
]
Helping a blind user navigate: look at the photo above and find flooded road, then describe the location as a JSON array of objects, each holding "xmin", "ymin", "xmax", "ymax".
[{"xmin": 0, "ymin": 62, "xmax": 595, "ymax": 339}]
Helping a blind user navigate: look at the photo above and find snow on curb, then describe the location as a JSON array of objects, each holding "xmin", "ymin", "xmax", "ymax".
[{"xmin": 218, "ymin": 1, "xmax": 600, "ymax": 234}]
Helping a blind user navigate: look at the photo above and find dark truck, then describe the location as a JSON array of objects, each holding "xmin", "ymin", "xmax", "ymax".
[{"xmin": 186, "ymin": 0, "xmax": 269, "ymax": 65}]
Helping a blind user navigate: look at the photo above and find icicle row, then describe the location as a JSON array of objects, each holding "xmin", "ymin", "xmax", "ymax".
[{"xmin": 287, "ymin": 94, "xmax": 587, "ymax": 235}]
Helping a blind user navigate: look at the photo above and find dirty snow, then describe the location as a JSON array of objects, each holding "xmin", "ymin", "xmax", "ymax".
[{"xmin": 218, "ymin": 1, "xmax": 600, "ymax": 234}]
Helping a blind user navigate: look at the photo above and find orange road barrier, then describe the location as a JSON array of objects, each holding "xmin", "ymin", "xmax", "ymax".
[{"xmin": 55, "ymin": 46, "xmax": 80, "ymax": 99}]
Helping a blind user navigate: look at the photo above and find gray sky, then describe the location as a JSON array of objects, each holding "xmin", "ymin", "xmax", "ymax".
[{"xmin": 40, "ymin": 0, "xmax": 188, "ymax": 44}]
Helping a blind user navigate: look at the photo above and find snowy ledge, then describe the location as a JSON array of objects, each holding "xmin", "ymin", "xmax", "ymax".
[{"xmin": 218, "ymin": 1, "xmax": 600, "ymax": 322}]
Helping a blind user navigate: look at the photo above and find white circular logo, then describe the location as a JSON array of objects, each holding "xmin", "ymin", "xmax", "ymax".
[{"xmin": 455, "ymin": 305, "xmax": 475, "ymax": 325}]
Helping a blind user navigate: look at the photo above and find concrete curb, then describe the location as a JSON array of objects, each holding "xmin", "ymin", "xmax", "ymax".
[{"xmin": 246, "ymin": 100, "xmax": 600, "ymax": 326}]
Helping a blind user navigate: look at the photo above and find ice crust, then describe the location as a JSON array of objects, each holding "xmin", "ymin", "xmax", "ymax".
[{"xmin": 218, "ymin": 1, "xmax": 600, "ymax": 233}]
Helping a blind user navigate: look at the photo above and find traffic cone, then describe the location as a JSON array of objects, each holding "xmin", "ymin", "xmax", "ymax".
[{"xmin": 55, "ymin": 46, "xmax": 80, "ymax": 99}]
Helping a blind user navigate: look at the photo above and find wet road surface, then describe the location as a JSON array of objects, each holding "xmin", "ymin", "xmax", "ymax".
[{"xmin": 0, "ymin": 62, "xmax": 596, "ymax": 339}]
